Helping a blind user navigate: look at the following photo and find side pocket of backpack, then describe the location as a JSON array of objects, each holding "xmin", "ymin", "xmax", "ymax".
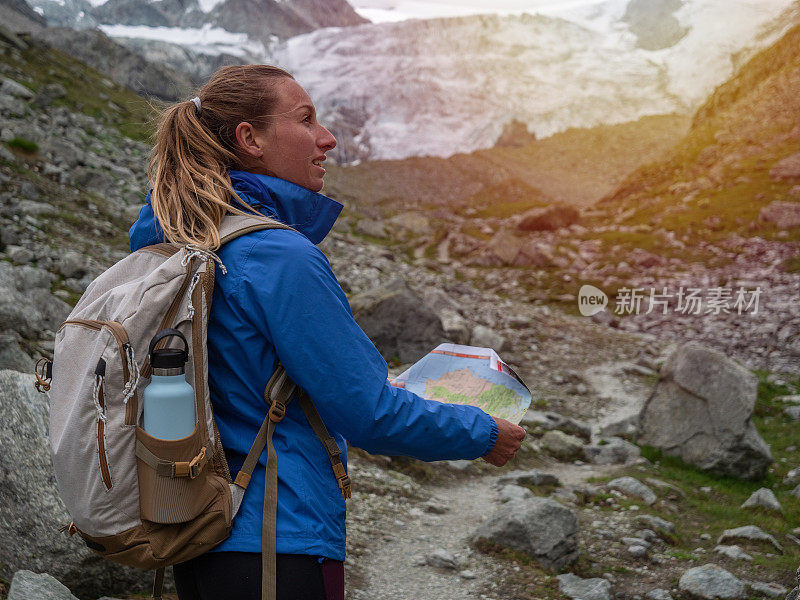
[{"xmin": 135, "ymin": 425, "xmax": 224, "ymax": 524}]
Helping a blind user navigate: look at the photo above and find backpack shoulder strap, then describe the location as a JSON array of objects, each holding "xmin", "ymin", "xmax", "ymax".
[{"xmin": 217, "ymin": 214, "xmax": 295, "ymax": 246}]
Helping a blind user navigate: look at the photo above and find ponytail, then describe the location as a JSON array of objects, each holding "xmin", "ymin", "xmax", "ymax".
[{"xmin": 148, "ymin": 65, "xmax": 294, "ymax": 250}]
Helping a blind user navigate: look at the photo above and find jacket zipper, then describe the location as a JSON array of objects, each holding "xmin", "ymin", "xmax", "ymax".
[{"xmin": 60, "ymin": 319, "xmax": 134, "ymax": 490}]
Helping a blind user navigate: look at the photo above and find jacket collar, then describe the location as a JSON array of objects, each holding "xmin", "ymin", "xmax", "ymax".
[{"xmin": 228, "ymin": 171, "xmax": 342, "ymax": 245}]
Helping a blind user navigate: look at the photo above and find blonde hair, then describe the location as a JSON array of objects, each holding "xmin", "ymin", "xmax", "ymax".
[{"xmin": 148, "ymin": 65, "xmax": 294, "ymax": 249}]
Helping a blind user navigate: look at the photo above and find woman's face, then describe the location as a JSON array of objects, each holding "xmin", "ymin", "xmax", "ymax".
[{"xmin": 245, "ymin": 78, "xmax": 337, "ymax": 192}]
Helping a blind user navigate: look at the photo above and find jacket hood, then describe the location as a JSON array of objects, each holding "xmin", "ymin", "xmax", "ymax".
[{"xmin": 129, "ymin": 171, "xmax": 343, "ymax": 251}]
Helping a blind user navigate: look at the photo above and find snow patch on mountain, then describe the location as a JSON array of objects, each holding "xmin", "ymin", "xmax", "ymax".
[{"xmin": 99, "ymin": 23, "xmax": 264, "ymax": 56}]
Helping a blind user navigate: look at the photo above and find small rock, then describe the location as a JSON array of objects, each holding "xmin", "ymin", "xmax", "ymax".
[
  {"xmin": 541, "ymin": 430, "xmax": 585, "ymax": 461},
  {"xmin": 700, "ymin": 533, "xmax": 712, "ymax": 540},
  {"xmin": 583, "ymin": 437, "xmax": 641, "ymax": 465},
  {"xmin": 678, "ymin": 564, "xmax": 746, "ymax": 599},
  {"xmin": 470, "ymin": 325, "xmax": 505, "ymax": 352},
  {"xmin": 785, "ymin": 467, "xmax": 800, "ymax": 485},
  {"xmin": 459, "ymin": 570, "xmax": 477, "ymax": 580},
  {"xmin": 1, "ymin": 78, "xmax": 34, "ymax": 99},
  {"xmin": 717, "ymin": 526, "xmax": 782, "ymax": 553},
  {"xmin": 784, "ymin": 406, "xmax": 800, "ymax": 421},
  {"xmin": 792, "ymin": 485, "xmax": 800, "ymax": 499},
  {"xmin": 713, "ymin": 545, "xmax": 753, "ymax": 562},
  {"xmin": 498, "ymin": 484, "xmax": 534, "ymax": 503},
  {"xmin": 426, "ymin": 549, "xmax": 458, "ymax": 570},
  {"xmin": 607, "ymin": 477, "xmax": 657, "ymax": 505},
  {"xmin": 422, "ymin": 500, "xmax": 449, "ymax": 514},
  {"xmin": 557, "ymin": 573, "xmax": 612, "ymax": 600},
  {"xmin": 622, "ymin": 536, "xmax": 651, "ymax": 548},
  {"xmin": 645, "ymin": 589, "xmax": 673, "ymax": 600},
  {"xmin": 636, "ymin": 515, "xmax": 676, "ymax": 535},
  {"xmin": 745, "ymin": 581, "xmax": 787, "ymax": 598},
  {"xmin": 629, "ymin": 545, "xmax": 648, "ymax": 558},
  {"xmin": 741, "ymin": 488, "xmax": 782, "ymax": 512},
  {"xmin": 8, "ymin": 570, "xmax": 78, "ymax": 600},
  {"xmin": 496, "ymin": 469, "xmax": 560, "ymax": 488}
]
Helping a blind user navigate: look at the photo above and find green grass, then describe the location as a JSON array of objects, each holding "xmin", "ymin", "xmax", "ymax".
[{"xmin": 7, "ymin": 137, "xmax": 39, "ymax": 154}]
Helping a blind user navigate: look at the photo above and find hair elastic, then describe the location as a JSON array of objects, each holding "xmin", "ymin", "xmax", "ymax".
[{"xmin": 191, "ymin": 96, "xmax": 201, "ymax": 115}]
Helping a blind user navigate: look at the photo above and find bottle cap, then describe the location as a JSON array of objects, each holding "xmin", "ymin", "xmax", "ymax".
[
  {"xmin": 149, "ymin": 328, "xmax": 189, "ymax": 371},
  {"xmin": 151, "ymin": 348, "xmax": 187, "ymax": 369}
]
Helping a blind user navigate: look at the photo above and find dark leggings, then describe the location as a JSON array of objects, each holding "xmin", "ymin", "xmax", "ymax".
[{"xmin": 173, "ymin": 552, "xmax": 344, "ymax": 600}]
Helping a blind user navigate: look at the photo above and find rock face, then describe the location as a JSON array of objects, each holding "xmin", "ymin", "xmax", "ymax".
[
  {"xmin": 637, "ymin": 343, "xmax": 772, "ymax": 480},
  {"xmin": 0, "ymin": 370, "xmax": 148, "ymax": 598},
  {"xmin": 349, "ymin": 278, "xmax": 445, "ymax": 364},
  {"xmin": 7, "ymin": 570, "xmax": 78, "ymax": 600},
  {"xmin": 516, "ymin": 204, "xmax": 580, "ymax": 232},
  {"xmin": 678, "ymin": 564, "xmax": 746, "ymax": 599},
  {"xmin": 471, "ymin": 497, "xmax": 578, "ymax": 569}
]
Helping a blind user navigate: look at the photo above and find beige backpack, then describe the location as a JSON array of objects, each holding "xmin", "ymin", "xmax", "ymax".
[{"xmin": 34, "ymin": 214, "xmax": 351, "ymax": 600}]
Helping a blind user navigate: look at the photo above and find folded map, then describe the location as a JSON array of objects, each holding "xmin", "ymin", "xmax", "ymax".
[{"xmin": 390, "ymin": 343, "xmax": 531, "ymax": 424}]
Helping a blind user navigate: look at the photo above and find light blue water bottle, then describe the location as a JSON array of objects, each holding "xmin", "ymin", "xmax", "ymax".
[{"xmin": 142, "ymin": 329, "xmax": 196, "ymax": 440}]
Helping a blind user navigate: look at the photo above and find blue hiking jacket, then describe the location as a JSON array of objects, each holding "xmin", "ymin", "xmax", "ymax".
[{"xmin": 128, "ymin": 171, "xmax": 498, "ymax": 560}]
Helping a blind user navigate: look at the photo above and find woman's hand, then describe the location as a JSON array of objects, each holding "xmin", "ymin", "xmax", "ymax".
[{"xmin": 482, "ymin": 417, "xmax": 526, "ymax": 467}]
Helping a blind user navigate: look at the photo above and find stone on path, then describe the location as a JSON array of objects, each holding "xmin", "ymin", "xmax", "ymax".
[
  {"xmin": 459, "ymin": 570, "xmax": 476, "ymax": 580},
  {"xmin": 541, "ymin": 430, "xmax": 585, "ymax": 461},
  {"xmin": 498, "ymin": 484, "xmax": 533, "ymax": 503},
  {"xmin": 637, "ymin": 343, "xmax": 772, "ymax": 481},
  {"xmin": 8, "ymin": 570, "xmax": 78, "ymax": 600},
  {"xmin": 717, "ymin": 525, "xmax": 783, "ymax": 553},
  {"xmin": 628, "ymin": 544, "xmax": 648, "ymax": 558},
  {"xmin": 678, "ymin": 564, "xmax": 746, "ymax": 599},
  {"xmin": 583, "ymin": 437, "xmax": 641, "ymax": 465},
  {"xmin": 471, "ymin": 496, "xmax": 578, "ymax": 569},
  {"xmin": 496, "ymin": 469, "xmax": 560, "ymax": 488},
  {"xmin": 741, "ymin": 488, "xmax": 782, "ymax": 512},
  {"xmin": 608, "ymin": 476, "xmax": 657, "ymax": 505},
  {"xmin": 793, "ymin": 485, "xmax": 800, "ymax": 499},
  {"xmin": 425, "ymin": 549, "xmax": 458, "ymax": 570},
  {"xmin": 645, "ymin": 589, "xmax": 673, "ymax": 600},
  {"xmin": 557, "ymin": 573, "xmax": 612, "ymax": 600},
  {"xmin": 713, "ymin": 545, "xmax": 753, "ymax": 562}
]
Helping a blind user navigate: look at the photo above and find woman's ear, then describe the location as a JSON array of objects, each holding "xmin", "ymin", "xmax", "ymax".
[{"xmin": 235, "ymin": 122, "xmax": 264, "ymax": 158}]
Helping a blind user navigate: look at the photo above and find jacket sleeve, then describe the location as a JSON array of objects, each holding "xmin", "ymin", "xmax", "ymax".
[{"xmin": 236, "ymin": 229, "xmax": 498, "ymax": 461}]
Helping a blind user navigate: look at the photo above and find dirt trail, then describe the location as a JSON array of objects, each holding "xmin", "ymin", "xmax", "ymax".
[{"xmin": 351, "ymin": 360, "xmax": 656, "ymax": 599}]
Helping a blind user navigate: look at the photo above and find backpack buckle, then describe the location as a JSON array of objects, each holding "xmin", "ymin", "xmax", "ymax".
[
  {"xmin": 269, "ymin": 400, "xmax": 286, "ymax": 423},
  {"xmin": 188, "ymin": 447, "xmax": 207, "ymax": 479},
  {"xmin": 332, "ymin": 462, "xmax": 351, "ymax": 499}
]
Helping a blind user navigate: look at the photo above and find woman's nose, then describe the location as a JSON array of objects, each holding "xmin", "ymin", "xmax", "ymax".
[{"xmin": 318, "ymin": 125, "xmax": 337, "ymax": 151}]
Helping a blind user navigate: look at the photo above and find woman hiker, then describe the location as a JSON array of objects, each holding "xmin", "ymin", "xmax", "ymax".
[{"xmin": 128, "ymin": 64, "xmax": 526, "ymax": 600}]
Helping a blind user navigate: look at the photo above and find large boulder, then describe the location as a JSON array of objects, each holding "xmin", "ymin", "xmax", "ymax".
[
  {"xmin": 470, "ymin": 496, "xmax": 578, "ymax": 569},
  {"xmin": 516, "ymin": 205, "xmax": 580, "ymax": 232},
  {"xmin": 0, "ymin": 370, "xmax": 150, "ymax": 598},
  {"xmin": 678, "ymin": 564, "xmax": 746, "ymax": 599},
  {"xmin": 7, "ymin": 570, "xmax": 78, "ymax": 600},
  {"xmin": 0, "ymin": 262, "xmax": 71, "ymax": 338},
  {"xmin": 637, "ymin": 343, "xmax": 772, "ymax": 480},
  {"xmin": 350, "ymin": 278, "xmax": 445, "ymax": 364}
]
